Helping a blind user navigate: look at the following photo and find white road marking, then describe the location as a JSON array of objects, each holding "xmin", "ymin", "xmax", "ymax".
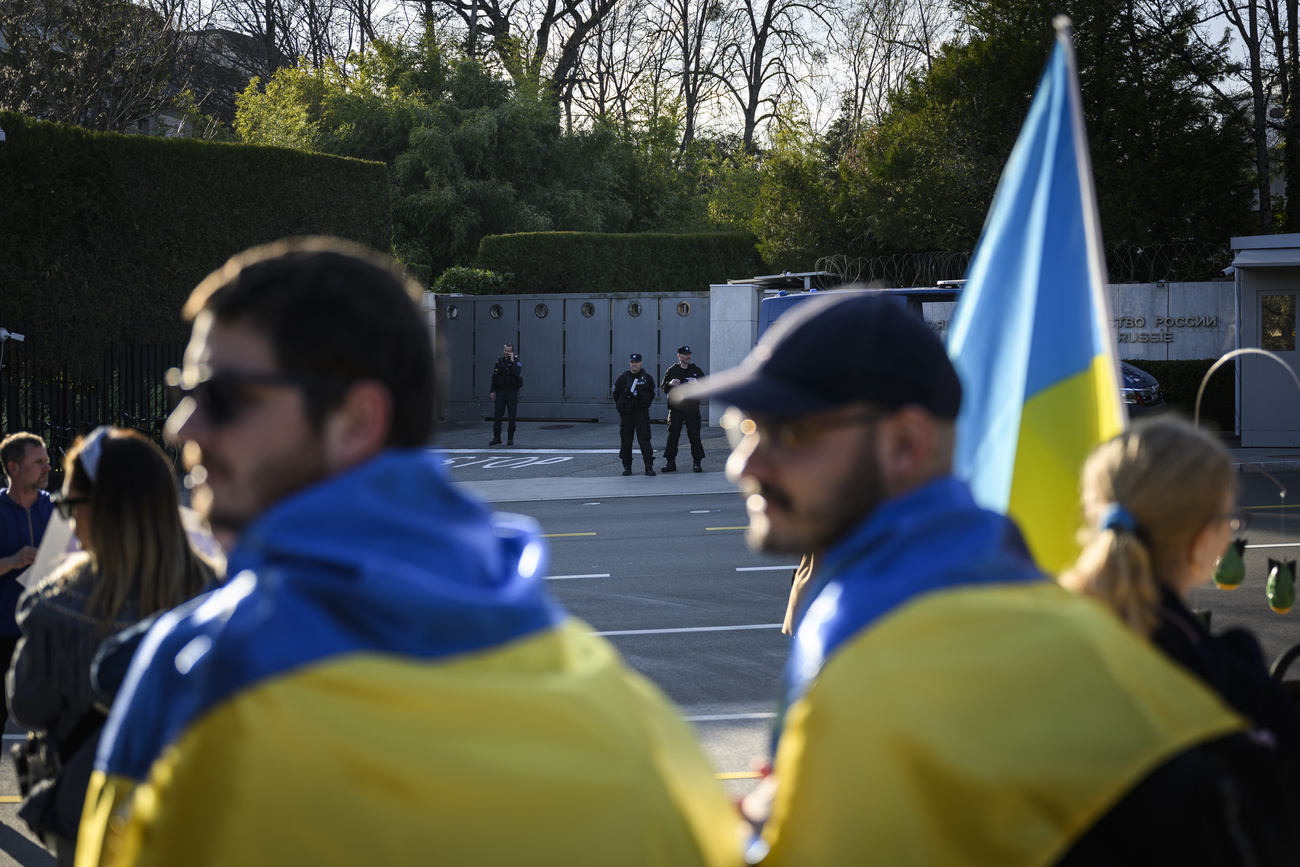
[
  {"xmin": 442, "ymin": 456, "xmax": 574, "ymax": 469},
  {"xmin": 595, "ymin": 624, "xmax": 783, "ymax": 636},
  {"xmin": 690, "ymin": 510, "xmax": 711, "ymax": 513},
  {"xmin": 437, "ymin": 448, "xmax": 622, "ymax": 455},
  {"xmin": 546, "ymin": 573, "xmax": 612, "ymax": 580},
  {"xmin": 686, "ymin": 712, "xmax": 777, "ymax": 722},
  {"xmin": 1246, "ymin": 542, "xmax": 1300, "ymax": 549},
  {"xmin": 736, "ymin": 565, "xmax": 795, "ymax": 572}
]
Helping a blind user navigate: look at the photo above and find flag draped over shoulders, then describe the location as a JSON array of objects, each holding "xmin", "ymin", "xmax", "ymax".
[
  {"xmin": 76, "ymin": 451, "xmax": 740, "ymax": 867},
  {"xmin": 947, "ymin": 21, "xmax": 1126, "ymax": 575}
]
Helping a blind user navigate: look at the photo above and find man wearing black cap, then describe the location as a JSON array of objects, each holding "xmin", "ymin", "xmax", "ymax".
[
  {"xmin": 660, "ymin": 346, "xmax": 706, "ymax": 473},
  {"xmin": 612, "ymin": 353, "xmax": 657, "ymax": 476},
  {"xmin": 674, "ymin": 291, "xmax": 1277, "ymax": 866}
]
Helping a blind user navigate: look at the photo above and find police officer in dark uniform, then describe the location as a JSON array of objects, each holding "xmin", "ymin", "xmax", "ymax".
[
  {"xmin": 660, "ymin": 345, "xmax": 706, "ymax": 473},
  {"xmin": 612, "ymin": 353, "xmax": 656, "ymax": 476},
  {"xmin": 488, "ymin": 343, "xmax": 522, "ymax": 445}
]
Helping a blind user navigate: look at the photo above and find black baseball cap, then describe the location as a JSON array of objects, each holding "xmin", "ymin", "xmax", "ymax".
[
  {"xmin": 629, "ymin": 353, "xmax": 643, "ymax": 362},
  {"xmin": 673, "ymin": 292, "xmax": 961, "ymax": 419},
  {"xmin": 678, "ymin": 345, "xmax": 692, "ymax": 354}
]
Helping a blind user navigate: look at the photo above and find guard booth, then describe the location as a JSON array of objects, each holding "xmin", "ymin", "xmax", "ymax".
[
  {"xmin": 1232, "ymin": 233, "xmax": 1300, "ymax": 446},
  {"xmin": 435, "ymin": 293, "xmax": 710, "ymax": 423}
]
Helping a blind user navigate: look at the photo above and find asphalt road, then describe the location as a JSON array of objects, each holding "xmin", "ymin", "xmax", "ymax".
[
  {"xmin": 0, "ymin": 434, "xmax": 1297, "ymax": 865},
  {"xmin": 491, "ymin": 492, "xmax": 798, "ymax": 795}
]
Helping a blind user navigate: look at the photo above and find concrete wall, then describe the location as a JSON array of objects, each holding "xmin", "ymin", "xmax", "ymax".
[
  {"xmin": 706, "ymin": 283, "xmax": 764, "ymax": 425},
  {"xmin": 427, "ymin": 281, "xmax": 1239, "ymax": 427},
  {"xmin": 916, "ymin": 282, "xmax": 1236, "ymax": 361}
]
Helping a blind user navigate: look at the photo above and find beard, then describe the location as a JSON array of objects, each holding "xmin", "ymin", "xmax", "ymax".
[
  {"xmin": 745, "ymin": 425, "xmax": 887, "ymax": 555},
  {"xmin": 189, "ymin": 438, "xmax": 330, "ymax": 543}
]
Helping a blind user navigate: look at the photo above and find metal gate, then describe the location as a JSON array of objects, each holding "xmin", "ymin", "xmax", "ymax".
[{"xmin": 436, "ymin": 293, "xmax": 711, "ymax": 422}]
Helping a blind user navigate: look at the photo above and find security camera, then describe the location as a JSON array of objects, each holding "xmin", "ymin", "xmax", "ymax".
[
  {"xmin": 1222, "ymin": 266, "xmax": 1236, "ymax": 276},
  {"xmin": 0, "ymin": 329, "xmax": 25, "ymax": 342}
]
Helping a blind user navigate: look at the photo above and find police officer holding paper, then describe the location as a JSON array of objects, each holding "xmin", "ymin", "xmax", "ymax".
[
  {"xmin": 660, "ymin": 345, "xmax": 705, "ymax": 473},
  {"xmin": 613, "ymin": 353, "xmax": 656, "ymax": 476}
]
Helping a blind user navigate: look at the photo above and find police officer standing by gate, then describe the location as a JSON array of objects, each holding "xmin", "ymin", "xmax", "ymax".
[
  {"xmin": 613, "ymin": 353, "xmax": 656, "ymax": 476},
  {"xmin": 660, "ymin": 345, "xmax": 705, "ymax": 473},
  {"xmin": 488, "ymin": 343, "xmax": 522, "ymax": 445}
]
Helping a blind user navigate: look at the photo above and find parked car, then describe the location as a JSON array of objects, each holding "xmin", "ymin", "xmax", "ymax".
[{"xmin": 1121, "ymin": 362, "xmax": 1166, "ymax": 416}]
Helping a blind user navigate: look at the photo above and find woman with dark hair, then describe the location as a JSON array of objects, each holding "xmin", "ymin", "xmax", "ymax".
[{"xmin": 6, "ymin": 427, "xmax": 215, "ymax": 863}]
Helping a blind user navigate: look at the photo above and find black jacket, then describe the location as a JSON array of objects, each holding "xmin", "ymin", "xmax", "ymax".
[
  {"xmin": 490, "ymin": 357, "xmax": 522, "ymax": 391},
  {"xmin": 612, "ymin": 369, "xmax": 655, "ymax": 414},
  {"xmin": 660, "ymin": 363, "xmax": 705, "ymax": 399},
  {"xmin": 1056, "ymin": 587, "xmax": 1300, "ymax": 865},
  {"xmin": 1152, "ymin": 586, "xmax": 1300, "ymax": 789}
]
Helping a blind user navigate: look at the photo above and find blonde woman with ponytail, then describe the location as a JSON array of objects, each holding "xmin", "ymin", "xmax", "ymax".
[
  {"xmin": 5, "ymin": 427, "xmax": 216, "ymax": 864},
  {"xmin": 1062, "ymin": 417, "xmax": 1300, "ymax": 792}
]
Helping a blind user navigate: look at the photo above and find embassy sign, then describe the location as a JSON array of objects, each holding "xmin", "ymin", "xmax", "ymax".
[{"xmin": 921, "ymin": 281, "xmax": 1235, "ymax": 361}]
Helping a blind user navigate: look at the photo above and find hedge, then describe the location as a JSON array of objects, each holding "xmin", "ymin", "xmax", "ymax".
[
  {"xmin": 1125, "ymin": 358, "xmax": 1236, "ymax": 432},
  {"xmin": 474, "ymin": 231, "xmax": 766, "ymax": 294},
  {"xmin": 433, "ymin": 267, "xmax": 516, "ymax": 295},
  {"xmin": 0, "ymin": 111, "xmax": 391, "ymax": 378}
]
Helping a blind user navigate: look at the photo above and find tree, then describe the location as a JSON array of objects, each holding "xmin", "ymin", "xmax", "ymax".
[
  {"xmin": 234, "ymin": 33, "xmax": 443, "ymax": 162},
  {"xmin": 653, "ymin": 0, "xmax": 729, "ymax": 148},
  {"xmin": 850, "ymin": 0, "xmax": 1254, "ymax": 253},
  {"xmin": 750, "ymin": 123, "xmax": 840, "ymax": 267},
  {"xmin": 715, "ymin": 0, "xmax": 835, "ymax": 151},
  {"xmin": 831, "ymin": 0, "xmax": 952, "ymax": 140},
  {"xmin": 0, "ymin": 0, "xmax": 187, "ymax": 132},
  {"xmin": 417, "ymin": 0, "xmax": 622, "ymax": 98},
  {"xmin": 562, "ymin": 0, "xmax": 665, "ymax": 127}
]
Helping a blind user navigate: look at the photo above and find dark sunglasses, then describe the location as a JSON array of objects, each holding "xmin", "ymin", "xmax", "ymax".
[
  {"xmin": 50, "ymin": 492, "xmax": 89, "ymax": 520},
  {"xmin": 166, "ymin": 367, "xmax": 327, "ymax": 427}
]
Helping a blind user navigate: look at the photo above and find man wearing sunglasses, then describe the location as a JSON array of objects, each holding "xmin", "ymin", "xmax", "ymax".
[
  {"xmin": 77, "ymin": 238, "xmax": 740, "ymax": 867},
  {"xmin": 675, "ymin": 292, "xmax": 1290, "ymax": 865},
  {"xmin": 0, "ymin": 432, "xmax": 53, "ymax": 721}
]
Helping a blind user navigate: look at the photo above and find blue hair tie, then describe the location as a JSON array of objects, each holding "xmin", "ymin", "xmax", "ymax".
[{"xmin": 1099, "ymin": 503, "xmax": 1138, "ymax": 535}]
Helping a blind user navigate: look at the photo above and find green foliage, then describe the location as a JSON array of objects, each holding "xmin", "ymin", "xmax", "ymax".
[
  {"xmin": 0, "ymin": 111, "xmax": 391, "ymax": 378},
  {"xmin": 847, "ymin": 0, "xmax": 1255, "ymax": 254},
  {"xmin": 391, "ymin": 63, "xmax": 636, "ymax": 277},
  {"xmin": 168, "ymin": 89, "xmax": 238, "ymax": 142},
  {"xmin": 692, "ymin": 139, "xmax": 764, "ymax": 232},
  {"xmin": 433, "ymin": 267, "xmax": 516, "ymax": 294},
  {"xmin": 234, "ymin": 41, "xmax": 440, "ymax": 165},
  {"xmin": 1123, "ymin": 358, "xmax": 1236, "ymax": 432},
  {"xmin": 751, "ymin": 125, "xmax": 844, "ymax": 271},
  {"xmin": 474, "ymin": 231, "xmax": 766, "ymax": 294}
]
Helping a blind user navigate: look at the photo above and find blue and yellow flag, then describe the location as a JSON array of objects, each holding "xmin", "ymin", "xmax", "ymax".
[
  {"xmin": 76, "ymin": 452, "xmax": 740, "ymax": 867},
  {"xmin": 948, "ymin": 20, "xmax": 1126, "ymax": 575}
]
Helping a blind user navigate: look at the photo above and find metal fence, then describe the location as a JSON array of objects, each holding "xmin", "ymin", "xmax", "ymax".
[{"xmin": 0, "ymin": 342, "xmax": 184, "ymax": 483}]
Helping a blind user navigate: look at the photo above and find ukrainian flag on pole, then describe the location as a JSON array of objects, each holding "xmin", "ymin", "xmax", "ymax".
[{"xmin": 948, "ymin": 18, "xmax": 1126, "ymax": 575}]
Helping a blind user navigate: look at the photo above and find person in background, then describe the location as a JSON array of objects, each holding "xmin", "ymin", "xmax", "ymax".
[
  {"xmin": 780, "ymin": 554, "xmax": 814, "ymax": 636},
  {"xmin": 675, "ymin": 292, "xmax": 1293, "ymax": 866},
  {"xmin": 660, "ymin": 346, "xmax": 706, "ymax": 473},
  {"xmin": 488, "ymin": 342, "xmax": 522, "ymax": 446},
  {"xmin": 1061, "ymin": 417, "xmax": 1300, "ymax": 793},
  {"xmin": 0, "ymin": 432, "xmax": 53, "ymax": 721},
  {"xmin": 7, "ymin": 428, "xmax": 215, "ymax": 864},
  {"xmin": 613, "ymin": 352, "xmax": 657, "ymax": 476},
  {"xmin": 77, "ymin": 238, "xmax": 739, "ymax": 867}
]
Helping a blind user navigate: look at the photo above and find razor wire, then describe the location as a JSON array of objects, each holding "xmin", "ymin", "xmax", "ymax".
[{"xmin": 818, "ymin": 242, "xmax": 1235, "ymax": 287}]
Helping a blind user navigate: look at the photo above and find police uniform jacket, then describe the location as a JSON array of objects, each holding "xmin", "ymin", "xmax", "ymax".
[
  {"xmin": 661, "ymin": 364, "xmax": 705, "ymax": 409},
  {"xmin": 613, "ymin": 370, "xmax": 656, "ymax": 415},
  {"xmin": 490, "ymin": 357, "xmax": 523, "ymax": 391}
]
